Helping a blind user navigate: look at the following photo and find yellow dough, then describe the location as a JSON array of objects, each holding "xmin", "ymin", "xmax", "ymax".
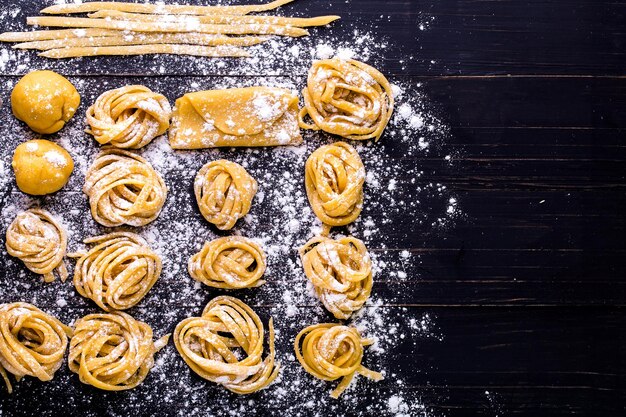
[
  {"xmin": 83, "ymin": 148, "xmax": 167, "ymax": 227},
  {"xmin": 299, "ymin": 235, "xmax": 372, "ymax": 319},
  {"xmin": 305, "ymin": 142, "xmax": 365, "ymax": 233},
  {"xmin": 70, "ymin": 232, "xmax": 162, "ymax": 311},
  {"xmin": 194, "ymin": 159, "xmax": 257, "ymax": 230},
  {"xmin": 0, "ymin": 302, "xmax": 72, "ymax": 394},
  {"xmin": 11, "ymin": 70, "xmax": 80, "ymax": 134},
  {"xmin": 294, "ymin": 323, "xmax": 383, "ymax": 399},
  {"xmin": 68, "ymin": 311, "xmax": 169, "ymax": 391},
  {"xmin": 299, "ymin": 59, "xmax": 394, "ymax": 141},
  {"xmin": 12, "ymin": 139, "xmax": 74, "ymax": 195},
  {"xmin": 174, "ymin": 296, "xmax": 279, "ymax": 394},
  {"xmin": 5, "ymin": 209, "xmax": 68, "ymax": 283},
  {"xmin": 169, "ymin": 87, "xmax": 302, "ymax": 149},
  {"xmin": 189, "ymin": 236, "xmax": 266, "ymax": 289}
]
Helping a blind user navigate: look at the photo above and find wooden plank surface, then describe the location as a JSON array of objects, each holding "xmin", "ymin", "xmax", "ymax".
[{"xmin": 0, "ymin": 0, "xmax": 625, "ymax": 416}]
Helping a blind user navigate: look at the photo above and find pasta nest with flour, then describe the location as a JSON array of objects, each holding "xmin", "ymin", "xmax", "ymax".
[
  {"xmin": 305, "ymin": 142, "xmax": 365, "ymax": 232},
  {"xmin": 83, "ymin": 148, "xmax": 167, "ymax": 227},
  {"xmin": 294, "ymin": 323, "xmax": 383, "ymax": 399},
  {"xmin": 188, "ymin": 236, "xmax": 266, "ymax": 289},
  {"xmin": 0, "ymin": 302, "xmax": 72, "ymax": 394},
  {"xmin": 5, "ymin": 208, "xmax": 68, "ymax": 283},
  {"xmin": 70, "ymin": 232, "xmax": 162, "ymax": 311},
  {"xmin": 174, "ymin": 296, "xmax": 279, "ymax": 394},
  {"xmin": 194, "ymin": 159, "xmax": 258, "ymax": 230},
  {"xmin": 68, "ymin": 311, "xmax": 169, "ymax": 391},
  {"xmin": 299, "ymin": 58, "xmax": 394, "ymax": 141},
  {"xmin": 299, "ymin": 235, "xmax": 372, "ymax": 319},
  {"xmin": 86, "ymin": 85, "xmax": 171, "ymax": 149}
]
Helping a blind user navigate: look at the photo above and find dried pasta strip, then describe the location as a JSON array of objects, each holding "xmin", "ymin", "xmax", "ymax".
[
  {"xmin": 5, "ymin": 209, "xmax": 68, "ymax": 283},
  {"xmin": 16, "ymin": 33, "xmax": 268, "ymax": 50},
  {"xmin": 294, "ymin": 323, "xmax": 383, "ymax": 399},
  {"xmin": 88, "ymin": 10, "xmax": 340, "ymax": 27},
  {"xmin": 174, "ymin": 296, "xmax": 280, "ymax": 394},
  {"xmin": 0, "ymin": 302, "xmax": 72, "ymax": 394},
  {"xmin": 0, "ymin": 28, "xmax": 121, "ymax": 42},
  {"xmin": 68, "ymin": 311, "xmax": 169, "ymax": 391},
  {"xmin": 27, "ymin": 16, "xmax": 310, "ymax": 37},
  {"xmin": 41, "ymin": 0, "xmax": 297, "ymax": 16},
  {"xmin": 40, "ymin": 44, "xmax": 249, "ymax": 58}
]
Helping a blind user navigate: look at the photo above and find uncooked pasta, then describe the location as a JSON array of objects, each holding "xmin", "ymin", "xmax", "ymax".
[
  {"xmin": 174, "ymin": 296, "xmax": 279, "ymax": 394},
  {"xmin": 299, "ymin": 58, "xmax": 395, "ymax": 141},
  {"xmin": 86, "ymin": 85, "xmax": 171, "ymax": 149},
  {"xmin": 294, "ymin": 323, "xmax": 383, "ymax": 399},
  {"xmin": 299, "ymin": 235, "xmax": 372, "ymax": 319},
  {"xmin": 5, "ymin": 209, "xmax": 68, "ymax": 283},
  {"xmin": 194, "ymin": 159, "xmax": 258, "ymax": 230},
  {"xmin": 83, "ymin": 148, "xmax": 167, "ymax": 227},
  {"xmin": 0, "ymin": 302, "xmax": 71, "ymax": 394},
  {"xmin": 70, "ymin": 232, "xmax": 162, "ymax": 311},
  {"xmin": 305, "ymin": 142, "xmax": 365, "ymax": 233},
  {"xmin": 189, "ymin": 236, "xmax": 266, "ymax": 289},
  {"xmin": 68, "ymin": 311, "xmax": 169, "ymax": 391}
]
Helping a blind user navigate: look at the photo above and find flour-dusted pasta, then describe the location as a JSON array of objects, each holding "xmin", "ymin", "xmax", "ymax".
[
  {"xmin": 194, "ymin": 159, "xmax": 258, "ymax": 230},
  {"xmin": 86, "ymin": 85, "xmax": 171, "ymax": 149},
  {"xmin": 5, "ymin": 209, "xmax": 68, "ymax": 283},
  {"xmin": 0, "ymin": 302, "xmax": 72, "ymax": 393},
  {"xmin": 69, "ymin": 311, "xmax": 169, "ymax": 391},
  {"xmin": 83, "ymin": 148, "xmax": 167, "ymax": 227},
  {"xmin": 305, "ymin": 142, "xmax": 365, "ymax": 233},
  {"xmin": 174, "ymin": 296, "xmax": 279, "ymax": 394},
  {"xmin": 70, "ymin": 232, "xmax": 161, "ymax": 311},
  {"xmin": 299, "ymin": 235, "xmax": 372, "ymax": 319},
  {"xmin": 294, "ymin": 323, "xmax": 383, "ymax": 398},
  {"xmin": 189, "ymin": 236, "xmax": 266, "ymax": 289},
  {"xmin": 299, "ymin": 58, "xmax": 394, "ymax": 141},
  {"xmin": 169, "ymin": 87, "xmax": 302, "ymax": 149}
]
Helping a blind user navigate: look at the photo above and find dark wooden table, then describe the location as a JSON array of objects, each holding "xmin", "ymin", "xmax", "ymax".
[{"xmin": 0, "ymin": 1, "xmax": 624, "ymax": 416}]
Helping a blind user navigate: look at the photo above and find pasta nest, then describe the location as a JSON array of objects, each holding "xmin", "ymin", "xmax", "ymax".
[
  {"xmin": 0, "ymin": 302, "xmax": 71, "ymax": 394},
  {"xmin": 299, "ymin": 58, "xmax": 394, "ymax": 141},
  {"xmin": 189, "ymin": 236, "xmax": 266, "ymax": 289},
  {"xmin": 299, "ymin": 235, "xmax": 372, "ymax": 319},
  {"xmin": 174, "ymin": 296, "xmax": 280, "ymax": 394},
  {"xmin": 294, "ymin": 323, "xmax": 383, "ymax": 399},
  {"xmin": 71, "ymin": 232, "xmax": 162, "ymax": 311},
  {"xmin": 5, "ymin": 209, "xmax": 68, "ymax": 283},
  {"xmin": 83, "ymin": 148, "xmax": 167, "ymax": 227},
  {"xmin": 68, "ymin": 311, "xmax": 169, "ymax": 391},
  {"xmin": 86, "ymin": 85, "xmax": 171, "ymax": 149},
  {"xmin": 194, "ymin": 159, "xmax": 257, "ymax": 230},
  {"xmin": 305, "ymin": 142, "xmax": 365, "ymax": 231}
]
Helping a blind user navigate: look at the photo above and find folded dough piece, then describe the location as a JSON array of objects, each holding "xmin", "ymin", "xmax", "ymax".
[{"xmin": 169, "ymin": 86, "xmax": 302, "ymax": 149}]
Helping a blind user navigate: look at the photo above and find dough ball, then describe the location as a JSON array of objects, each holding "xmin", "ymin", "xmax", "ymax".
[
  {"xmin": 11, "ymin": 70, "xmax": 80, "ymax": 134},
  {"xmin": 12, "ymin": 140, "xmax": 74, "ymax": 195}
]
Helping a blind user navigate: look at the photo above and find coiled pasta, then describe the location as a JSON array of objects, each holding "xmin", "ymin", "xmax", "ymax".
[
  {"xmin": 299, "ymin": 58, "xmax": 394, "ymax": 141},
  {"xmin": 83, "ymin": 148, "xmax": 167, "ymax": 227},
  {"xmin": 71, "ymin": 232, "xmax": 162, "ymax": 311},
  {"xmin": 68, "ymin": 311, "xmax": 169, "ymax": 391},
  {"xmin": 299, "ymin": 235, "xmax": 372, "ymax": 319},
  {"xmin": 86, "ymin": 85, "xmax": 171, "ymax": 149},
  {"xmin": 174, "ymin": 296, "xmax": 279, "ymax": 394},
  {"xmin": 294, "ymin": 323, "xmax": 383, "ymax": 398},
  {"xmin": 0, "ymin": 302, "xmax": 71, "ymax": 393},
  {"xmin": 189, "ymin": 236, "xmax": 266, "ymax": 289},
  {"xmin": 194, "ymin": 159, "xmax": 257, "ymax": 230},
  {"xmin": 305, "ymin": 142, "xmax": 365, "ymax": 233},
  {"xmin": 5, "ymin": 209, "xmax": 68, "ymax": 283}
]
